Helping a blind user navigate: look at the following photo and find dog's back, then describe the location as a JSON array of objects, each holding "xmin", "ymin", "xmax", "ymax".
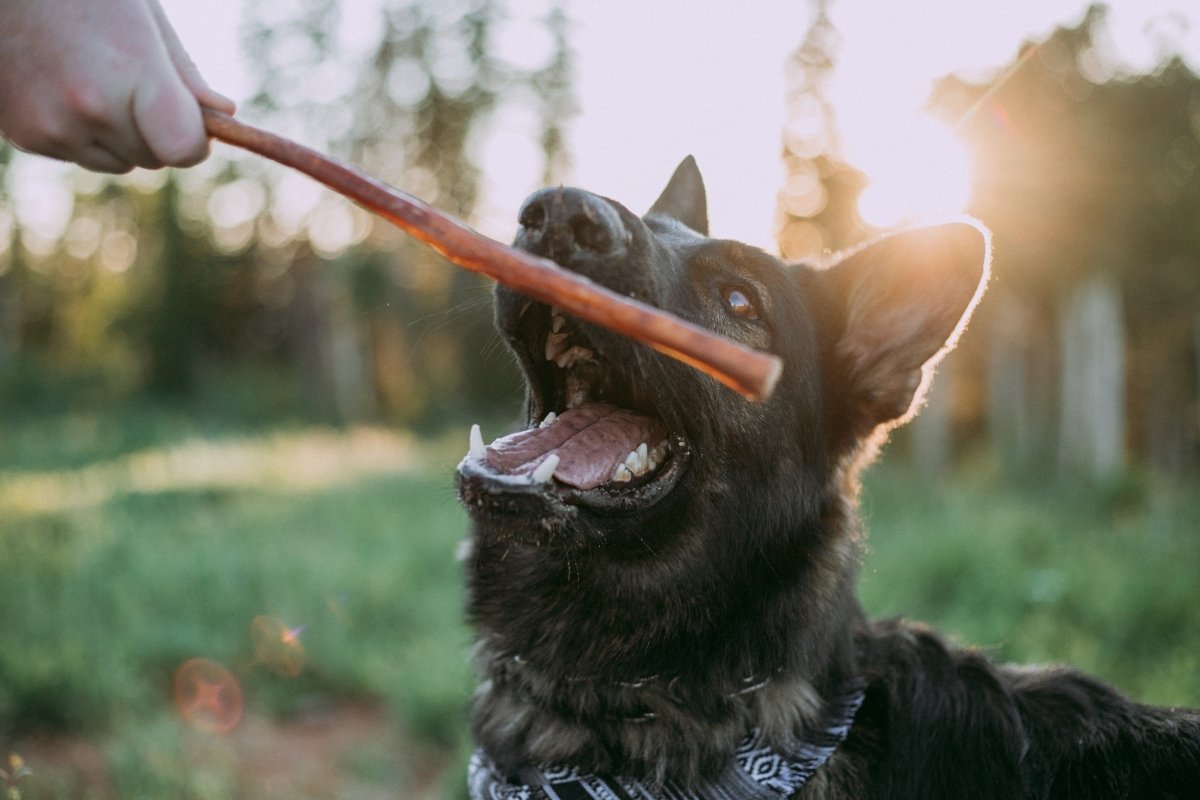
[{"xmin": 456, "ymin": 158, "xmax": 1200, "ymax": 798}]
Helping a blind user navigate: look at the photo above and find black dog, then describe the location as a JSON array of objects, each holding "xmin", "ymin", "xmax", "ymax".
[{"xmin": 456, "ymin": 158, "xmax": 1200, "ymax": 798}]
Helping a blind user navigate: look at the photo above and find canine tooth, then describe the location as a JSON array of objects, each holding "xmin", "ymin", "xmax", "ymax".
[
  {"xmin": 531, "ymin": 453, "xmax": 560, "ymax": 484},
  {"xmin": 611, "ymin": 464, "xmax": 633, "ymax": 483},
  {"xmin": 545, "ymin": 331, "xmax": 569, "ymax": 362},
  {"xmin": 552, "ymin": 314, "xmax": 566, "ymax": 333},
  {"xmin": 637, "ymin": 442, "xmax": 648, "ymax": 461},
  {"xmin": 624, "ymin": 450, "xmax": 641, "ymax": 470},
  {"xmin": 540, "ymin": 411, "xmax": 558, "ymax": 428},
  {"xmin": 469, "ymin": 424, "xmax": 487, "ymax": 461}
]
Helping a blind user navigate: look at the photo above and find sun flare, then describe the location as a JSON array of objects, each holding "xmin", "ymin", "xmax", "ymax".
[{"xmin": 850, "ymin": 114, "xmax": 973, "ymax": 229}]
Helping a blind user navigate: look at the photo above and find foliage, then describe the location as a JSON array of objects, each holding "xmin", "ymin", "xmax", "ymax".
[
  {"xmin": 776, "ymin": 0, "xmax": 871, "ymax": 259},
  {"xmin": 1, "ymin": 415, "xmax": 1197, "ymax": 795},
  {"xmin": 0, "ymin": 417, "xmax": 473, "ymax": 796},
  {"xmin": 860, "ymin": 458, "xmax": 1200, "ymax": 707},
  {"xmin": 927, "ymin": 5, "xmax": 1200, "ymax": 474},
  {"xmin": 0, "ymin": 0, "xmax": 573, "ymax": 429}
]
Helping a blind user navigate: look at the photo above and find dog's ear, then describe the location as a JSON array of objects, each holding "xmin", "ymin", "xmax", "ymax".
[
  {"xmin": 812, "ymin": 220, "xmax": 990, "ymax": 429},
  {"xmin": 647, "ymin": 156, "xmax": 709, "ymax": 236}
]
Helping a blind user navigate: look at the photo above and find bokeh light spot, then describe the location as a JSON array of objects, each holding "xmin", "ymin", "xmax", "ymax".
[
  {"xmin": 173, "ymin": 658, "xmax": 243, "ymax": 734},
  {"xmin": 251, "ymin": 615, "xmax": 307, "ymax": 678}
]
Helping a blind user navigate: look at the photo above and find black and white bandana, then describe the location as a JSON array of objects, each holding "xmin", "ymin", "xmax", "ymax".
[{"xmin": 468, "ymin": 679, "xmax": 866, "ymax": 800}]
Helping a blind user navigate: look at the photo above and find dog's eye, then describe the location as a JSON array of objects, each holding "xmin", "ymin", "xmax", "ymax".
[{"xmin": 721, "ymin": 286, "xmax": 760, "ymax": 320}]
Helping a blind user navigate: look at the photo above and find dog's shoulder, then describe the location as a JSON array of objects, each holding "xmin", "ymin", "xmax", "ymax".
[{"xmin": 838, "ymin": 618, "xmax": 1200, "ymax": 799}]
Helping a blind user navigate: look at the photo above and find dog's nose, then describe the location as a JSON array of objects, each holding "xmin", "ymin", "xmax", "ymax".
[{"xmin": 516, "ymin": 187, "xmax": 627, "ymax": 265}]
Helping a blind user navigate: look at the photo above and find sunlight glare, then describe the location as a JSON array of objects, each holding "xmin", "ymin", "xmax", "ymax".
[{"xmin": 851, "ymin": 113, "xmax": 972, "ymax": 230}]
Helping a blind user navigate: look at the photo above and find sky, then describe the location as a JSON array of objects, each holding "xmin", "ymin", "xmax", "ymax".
[{"xmin": 13, "ymin": 1, "xmax": 1200, "ymax": 252}]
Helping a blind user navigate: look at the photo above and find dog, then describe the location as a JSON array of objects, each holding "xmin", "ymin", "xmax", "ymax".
[{"xmin": 455, "ymin": 157, "xmax": 1200, "ymax": 798}]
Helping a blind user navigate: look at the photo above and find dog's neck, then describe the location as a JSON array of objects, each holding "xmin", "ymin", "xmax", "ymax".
[{"xmin": 464, "ymin": 497, "xmax": 866, "ymax": 784}]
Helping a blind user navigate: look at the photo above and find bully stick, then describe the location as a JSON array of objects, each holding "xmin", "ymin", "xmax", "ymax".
[{"xmin": 202, "ymin": 109, "xmax": 782, "ymax": 402}]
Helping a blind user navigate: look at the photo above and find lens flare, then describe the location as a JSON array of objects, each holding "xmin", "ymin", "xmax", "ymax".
[
  {"xmin": 251, "ymin": 615, "xmax": 307, "ymax": 678},
  {"xmin": 173, "ymin": 658, "xmax": 244, "ymax": 734},
  {"xmin": 851, "ymin": 114, "xmax": 973, "ymax": 230}
]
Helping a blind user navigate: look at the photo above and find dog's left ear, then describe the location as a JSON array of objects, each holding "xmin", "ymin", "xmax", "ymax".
[
  {"xmin": 811, "ymin": 220, "xmax": 990, "ymax": 430},
  {"xmin": 647, "ymin": 156, "xmax": 709, "ymax": 236}
]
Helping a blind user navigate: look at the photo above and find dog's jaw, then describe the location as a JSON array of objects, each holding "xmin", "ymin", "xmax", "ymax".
[
  {"xmin": 455, "ymin": 301, "xmax": 696, "ymax": 535},
  {"xmin": 460, "ymin": 468, "xmax": 867, "ymax": 784}
]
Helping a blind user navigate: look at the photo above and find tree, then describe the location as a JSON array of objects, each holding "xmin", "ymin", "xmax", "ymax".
[
  {"xmin": 776, "ymin": 0, "xmax": 867, "ymax": 261},
  {"xmin": 931, "ymin": 4, "xmax": 1200, "ymax": 477}
]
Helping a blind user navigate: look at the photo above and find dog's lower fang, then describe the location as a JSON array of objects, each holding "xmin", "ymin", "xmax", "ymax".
[
  {"xmin": 531, "ymin": 454, "xmax": 559, "ymax": 484},
  {"xmin": 470, "ymin": 424, "xmax": 487, "ymax": 461}
]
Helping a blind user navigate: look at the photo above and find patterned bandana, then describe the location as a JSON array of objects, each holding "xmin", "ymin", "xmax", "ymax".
[{"xmin": 468, "ymin": 679, "xmax": 866, "ymax": 800}]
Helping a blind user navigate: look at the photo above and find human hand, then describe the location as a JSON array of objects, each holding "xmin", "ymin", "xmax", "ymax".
[{"xmin": 0, "ymin": 0, "xmax": 236, "ymax": 173}]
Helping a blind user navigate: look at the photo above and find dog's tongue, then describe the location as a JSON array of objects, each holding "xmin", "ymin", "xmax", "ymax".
[{"xmin": 485, "ymin": 403, "xmax": 666, "ymax": 490}]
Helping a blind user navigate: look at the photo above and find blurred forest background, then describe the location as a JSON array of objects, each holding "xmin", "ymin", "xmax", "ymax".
[{"xmin": 2, "ymin": 1, "xmax": 1199, "ymax": 798}]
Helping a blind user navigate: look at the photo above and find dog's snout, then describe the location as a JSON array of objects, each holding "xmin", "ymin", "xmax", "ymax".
[{"xmin": 517, "ymin": 187, "xmax": 627, "ymax": 264}]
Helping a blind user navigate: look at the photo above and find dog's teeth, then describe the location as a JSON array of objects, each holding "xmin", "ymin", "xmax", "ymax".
[
  {"xmin": 552, "ymin": 313, "xmax": 567, "ymax": 333},
  {"xmin": 539, "ymin": 411, "xmax": 558, "ymax": 429},
  {"xmin": 624, "ymin": 450, "xmax": 641, "ymax": 470},
  {"xmin": 545, "ymin": 331, "xmax": 569, "ymax": 362},
  {"xmin": 637, "ymin": 442, "xmax": 648, "ymax": 461},
  {"xmin": 531, "ymin": 453, "xmax": 560, "ymax": 484},
  {"xmin": 554, "ymin": 346, "xmax": 594, "ymax": 369},
  {"xmin": 647, "ymin": 440, "xmax": 669, "ymax": 472},
  {"xmin": 611, "ymin": 464, "xmax": 633, "ymax": 483},
  {"xmin": 469, "ymin": 424, "xmax": 487, "ymax": 461}
]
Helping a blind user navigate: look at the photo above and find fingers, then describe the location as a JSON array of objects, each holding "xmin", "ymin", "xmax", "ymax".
[
  {"xmin": 124, "ymin": 0, "xmax": 221, "ymax": 167},
  {"xmin": 2, "ymin": 82, "xmax": 148, "ymax": 173},
  {"xmin": 131, "ymin": 64, "xmax": 212, "ymax": 168},
  {"xmin": 25, "ymin": 131, "xmax": 136, "ymax": 174},
  {"xmin": 74, "ymin": 143, "xmax": 137, "ymax": 175},
  {"xmin": 0, "ymin": 0, "xmax": 235, "ymax": 172},
  {"xmin": 65, "ymin": 79, "xmax": 163, "ymax": 169}
]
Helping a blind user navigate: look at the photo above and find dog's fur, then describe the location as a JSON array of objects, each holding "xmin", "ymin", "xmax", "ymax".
[{"xmin": 456, "ymin": 158, "xmax": 1200, "ymax": 798}]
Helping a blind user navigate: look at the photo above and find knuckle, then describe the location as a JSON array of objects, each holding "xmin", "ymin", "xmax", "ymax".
[{"xmin": 64, "ymin": 80, "xmax": 113, "ymax": 125}]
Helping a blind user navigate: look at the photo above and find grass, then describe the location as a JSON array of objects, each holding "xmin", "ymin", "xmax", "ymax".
[
  {"xmin": 1, "ymin": 413, "xmax": 476, "ymax": 798},
  {"xmin": 1, "ymin": 410, "xmax": 1197, "ymax": 797},
  {"xmin": 859, "ymin": 462, "xmax": 1200, "ymax": 708}
]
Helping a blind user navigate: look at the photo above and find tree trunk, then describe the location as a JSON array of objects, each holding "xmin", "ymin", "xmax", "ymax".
[
  {"xmin": 986, "ymin": 293, "xmax": 1036, "ymax": 471},
  {"xmin": 1058, "ymin": 274, "xmax": 1126, "ymax": 477},
  {"xmin": 911, "ymin": 369, "xmax": 952, "ymax": 473}
]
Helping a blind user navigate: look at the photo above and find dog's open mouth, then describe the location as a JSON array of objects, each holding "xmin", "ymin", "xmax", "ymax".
[{"xmin": 458, "ymin": 305, "xmax": 690, "ymax": 516}]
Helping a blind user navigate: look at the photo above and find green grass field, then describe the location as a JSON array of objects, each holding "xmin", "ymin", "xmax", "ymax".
[{"xmin": 1, "ymin": 412, "xmax": 1197, "ymax": 798}]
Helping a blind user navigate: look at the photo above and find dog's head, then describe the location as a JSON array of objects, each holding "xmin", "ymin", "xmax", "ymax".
[
  {"xmin": 458, "ymin": 158, "xmax": 988, "ymax": 553},
  {"xmin": 456, "ymin": 158, "xmax": 989, "ymax": 778}
]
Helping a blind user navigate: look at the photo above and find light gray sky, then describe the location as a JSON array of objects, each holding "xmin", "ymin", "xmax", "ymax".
[{"xmin": 13, "ymin": 1, "xmax": 1200, "ymax": 251}]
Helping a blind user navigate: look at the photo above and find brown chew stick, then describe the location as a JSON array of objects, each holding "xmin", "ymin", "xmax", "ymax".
[{"xmin": 202, "ymin": 109, "xmax": 782, "ymax": 402}]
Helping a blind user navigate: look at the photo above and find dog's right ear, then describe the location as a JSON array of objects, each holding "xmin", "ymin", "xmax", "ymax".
[
  {"xmin": 810, "ymin": 220, "xmax": 990, "ymax": 432},
  {"xmin": 647, "ymin": 156, "xmax": 709, "ymax": 236}
]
